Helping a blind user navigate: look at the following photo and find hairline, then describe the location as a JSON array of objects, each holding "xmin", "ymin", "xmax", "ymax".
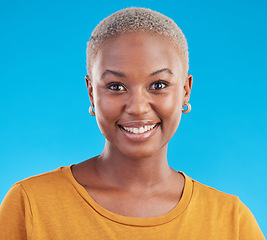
[{"xmin": 87, "ymin": 30, "xmax": 188, "ymax": 78}]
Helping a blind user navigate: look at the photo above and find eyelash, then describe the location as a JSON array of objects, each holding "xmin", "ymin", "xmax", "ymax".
[
  {"xmin": 149, "ymin": 80, "xmax": 169, "ymax": 90},
  {"xmin": 106, "ymin": 80, "xmax": 169, "ymax": 92},
  {"xmin": 106, "ymin": 82, "xmax": 127, "ymax": 91}
]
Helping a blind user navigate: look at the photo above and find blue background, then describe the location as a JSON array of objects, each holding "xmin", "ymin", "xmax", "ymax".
[{"xmin": 1, "ymin": 0, "xmax": 266, "ymax": 235}]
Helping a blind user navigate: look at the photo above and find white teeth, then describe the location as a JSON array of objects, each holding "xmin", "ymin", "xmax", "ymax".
[
  {"xmin": 133, "ymin": 128, "xmax": 138, "ymax": 134},
  {"xmin": 122, "ymin": 124, "xmax": 157, "ymax": 134},
  {"xmin": 139, "ymin": 127, "xmax": 144, "ymax": 133}
]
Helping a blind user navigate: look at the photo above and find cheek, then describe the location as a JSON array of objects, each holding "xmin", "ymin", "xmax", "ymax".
[
  {"xmin": 94, "ymin": 92, "xmax": 123, "ymax": 135},
  {"xmin": 155, "ymin": 90, "xmax": 183, "ymax": 131},
  {"xmin": 158, "ymin": 89, "xmax": 183, "ymax": 114}
]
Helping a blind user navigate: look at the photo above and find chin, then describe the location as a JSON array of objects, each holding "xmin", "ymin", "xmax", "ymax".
[
  {"xmin": 118, "ymin": 145, "xmax": 164, "ymax": 160},
  {"xmin": 124, "ymin": 151, "xmax": 155, "ymax": 159}
]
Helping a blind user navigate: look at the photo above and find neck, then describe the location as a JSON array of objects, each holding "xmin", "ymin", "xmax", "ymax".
[{"xmin": 96, "ymin": 141, "xmax": 174, "ymax": 191}]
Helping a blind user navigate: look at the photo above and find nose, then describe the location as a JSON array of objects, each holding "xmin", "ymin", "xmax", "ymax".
[{"xmin": 124, "ymin": 89, "xmax": 151, "ymax": 116}]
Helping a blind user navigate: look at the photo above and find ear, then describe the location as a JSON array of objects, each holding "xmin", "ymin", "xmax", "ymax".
[
  {"xmin": 85, "ymin": 75, "xmax": 94, "ymax": 105},
  {"xmin": 183, "ymin": 74, "xmax": 193, "ymax": 106}
]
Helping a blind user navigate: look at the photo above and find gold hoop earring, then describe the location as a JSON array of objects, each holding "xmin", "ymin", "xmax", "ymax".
[
  {"xmin": 182, "ymin": 102, "xmax": 191, "ymax": 114},
  {"xmin": 89, "ymin": 105, "xmax": 95, "ymax": 116}
]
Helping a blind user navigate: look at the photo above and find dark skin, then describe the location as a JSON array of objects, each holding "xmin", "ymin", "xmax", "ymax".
[{"xmin": 72, "ymin": 32, "xmax": 193, "ymax": 218}]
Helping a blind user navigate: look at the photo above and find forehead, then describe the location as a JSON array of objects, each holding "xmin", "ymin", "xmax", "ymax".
[{"xmin": 91, "ymin": 32, "xmax": 184, "ymax": 77}]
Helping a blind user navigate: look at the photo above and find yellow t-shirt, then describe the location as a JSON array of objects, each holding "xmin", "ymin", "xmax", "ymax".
[{"xmin": 0, "ymin": 166, "xmax": 265, "ymax": 240}]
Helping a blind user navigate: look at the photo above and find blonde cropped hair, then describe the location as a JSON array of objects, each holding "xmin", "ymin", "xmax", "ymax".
[{"xmin": 86, "ymin": 7, "xmax": 189, "ymax": 75}]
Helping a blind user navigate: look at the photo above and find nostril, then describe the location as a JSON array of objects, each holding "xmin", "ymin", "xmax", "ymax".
[
  {"xmin": 124, "ymin": 91, "xmax": 151, "ymax": 115},
  {"xmin": 125, "ymin": 101, "xmax": 151, "ymax": 115}
]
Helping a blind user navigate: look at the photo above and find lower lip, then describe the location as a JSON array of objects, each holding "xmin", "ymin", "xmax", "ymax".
[{"xmin": 119, "ymin": 124, "xmax": 160, "ymax": 142}]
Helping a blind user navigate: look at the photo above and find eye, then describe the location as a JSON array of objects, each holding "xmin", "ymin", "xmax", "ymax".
[
  {"xmin": 149, "ymin": 80, "xmax": 169, "ymax": 90},
  {"xmin": 106, "ymin": 82, "xmax": 127, "ymax": 91}
]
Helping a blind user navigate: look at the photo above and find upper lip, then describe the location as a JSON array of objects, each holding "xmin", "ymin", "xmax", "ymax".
[{"xmin": 118, "ymin": 120, "xmax": 160, "ymax": 128}]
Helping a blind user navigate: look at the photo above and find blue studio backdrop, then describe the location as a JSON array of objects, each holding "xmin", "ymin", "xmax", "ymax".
[{"xmin": 0, "ymin": 0, "xmax": 266, "ymax": 235}]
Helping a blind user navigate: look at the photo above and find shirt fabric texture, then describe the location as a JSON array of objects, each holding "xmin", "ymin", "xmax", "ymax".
[{"xmin": 0, "ymin": 166, "xmax": 265, "ymax": 240}]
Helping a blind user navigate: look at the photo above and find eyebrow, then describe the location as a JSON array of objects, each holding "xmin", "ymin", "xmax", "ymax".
[
  {"xmin": 101, "ymin": 68, "xmax": 173, "ymax": 79},
  {"xmin": 150, "ymin": 68, "xmax": 173, "ymax": 76},
  {"xmin": 101, "ymin": 70, "xmax": 125, "ymax": 79}
]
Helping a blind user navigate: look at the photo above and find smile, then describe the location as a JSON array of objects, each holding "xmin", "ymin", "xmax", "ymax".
[
  {"xmin": 118, "ymin": 122, "xmax": 160, "ymax": 142},
  {"xmin": 121, "ymin": 124, "xmax": 157, "ymax": 134}
]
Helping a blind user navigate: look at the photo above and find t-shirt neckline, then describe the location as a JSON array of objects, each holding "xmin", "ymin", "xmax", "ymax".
[{"xmin": 62, "ymin": 165, "xmax": 193, "ymax": 227}]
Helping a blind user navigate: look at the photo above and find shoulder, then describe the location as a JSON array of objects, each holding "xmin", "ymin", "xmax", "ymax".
[
  {"xmin": 1, "ymin": 167, "xmax": 69, "ymax": 218},
  {"xmin": 192, "ymin": 178, "xmax": 239, "ymax": 202},
  {"xmin": 182, "ymin": 175, "xmax": 265, "ymax": 239},
  {"xmin": 181, "ymin": 173, "xmax": 239, "ymax": 206},
  {"xmin": 185, "ymin": 176, "xmax": 241, "ymax": 217},
  {"xmin": 17, "ymin": 166, "xmax": 67, "ymax": 185},
  {"xmin": 11, "ymin": 166, "xmax": 73, "ymax": 200}
]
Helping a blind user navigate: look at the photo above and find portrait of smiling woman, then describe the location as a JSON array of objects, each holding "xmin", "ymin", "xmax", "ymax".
[{"xmin": 0, "ymin": 7, "xmax": 265, "ymax": 239}]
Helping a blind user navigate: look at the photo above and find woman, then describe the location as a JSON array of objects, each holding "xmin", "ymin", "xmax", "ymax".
[{"xmin": 0, "ymin": 7, "xmax": 265, "ymax": 239}]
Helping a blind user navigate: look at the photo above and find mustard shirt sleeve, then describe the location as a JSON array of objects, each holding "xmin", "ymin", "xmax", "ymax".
[
  {"xmin": 0, "ymin": 183, "xmax": 33, "ymax": 240},
  {"xmin": 238, "ymin": 199, "xmax": 265, "ymax": 240}
]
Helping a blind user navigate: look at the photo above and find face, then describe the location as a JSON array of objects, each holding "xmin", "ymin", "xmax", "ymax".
[{"xmin": 87, "ymin": 32, "xmax": 192, "ymax": 159}]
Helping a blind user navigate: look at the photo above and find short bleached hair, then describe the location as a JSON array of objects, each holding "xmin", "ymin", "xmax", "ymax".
[{"xmin": 86, "ymin": 7, "xmax": 189, "ymax": 75}]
